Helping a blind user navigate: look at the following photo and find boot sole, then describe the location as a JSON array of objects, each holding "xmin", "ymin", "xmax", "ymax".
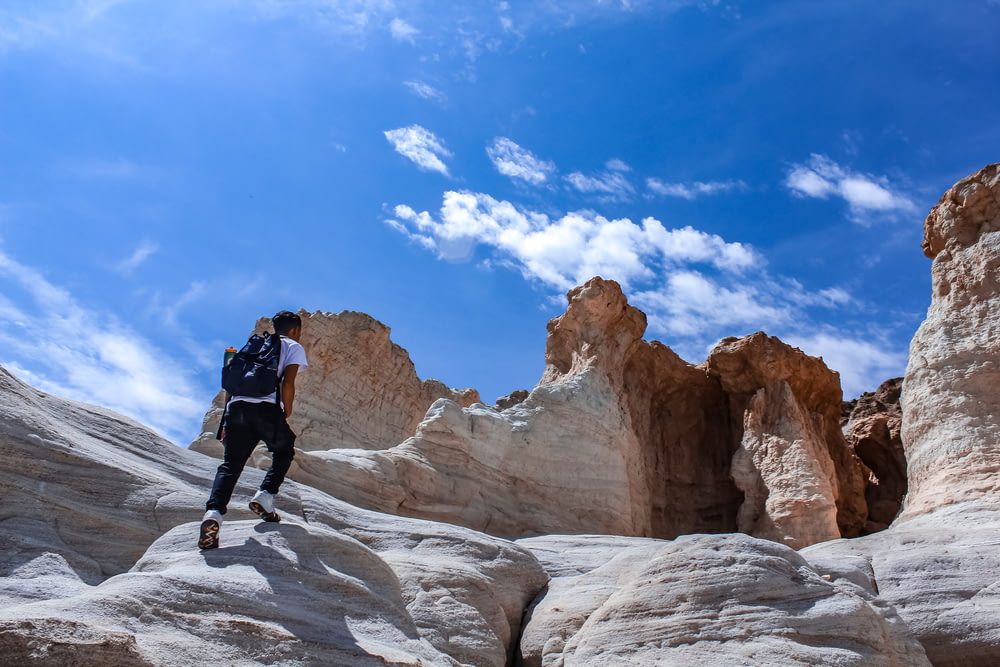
[
  {"xmin": 249, "ymin": 501, "xmax": 281, "ymax": 523},
  {"xmin": 198, "ymin": 519, "xmax": 220, "ymax": 550}
]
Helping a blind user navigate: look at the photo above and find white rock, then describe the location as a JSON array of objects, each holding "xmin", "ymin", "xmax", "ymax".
[{"xmin": 519, "ymin": 533, "xmax": 930, "ymax": 666}]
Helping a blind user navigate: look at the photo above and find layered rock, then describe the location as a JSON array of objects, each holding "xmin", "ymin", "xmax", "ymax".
[
  {"xmin": 279, "ymin": 279, "xmax": 867, "ymax": 548},
  {"xmin": 900, "ymin": 163, "xmax": 1000, "ymax": 519},
  {"xmin": 801, "ymin": 163, "xmax": 1000, "ymax": 666},
  {"xmin": 842, "ymin": 377, "xmax": 906, "ymax": 530},
  {"xmin": 190, "ymin": 310, "xmax": 479, "ymax": 458},
  {"xmin": 0, "ymin": 365, "xmax": 547, "ymax": 666},
  {"xmin": 283, "ymin": 279, "xmax": 736, "ymax": 540},
  {"xmin": 804, "ymin": 500, "xmax": 1000, "ymax": 667},
  {"xmin": 519, "ymin": 533, "xmax": 929, "ymax": 666},
  {"xmin": 707, "ymin": 333, "xmax": 870, "ymax": 546}
]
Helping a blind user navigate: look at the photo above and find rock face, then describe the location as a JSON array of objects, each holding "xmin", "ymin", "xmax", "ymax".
[
  {"xmin": 901, "ymin": 163, "xmax": 1000, "ymax": 519},
  {"xmin": 190, "ymin": 310, "xmax": 479, "ymax": 458},
  {"xmin": 0, "ymin": 365, "xmax": 546, "ymax": 666},
  {"xmin": 0, "ymin": 363, "xmax": 935, "ymax": 666},
  {"xmin": 707, "ymin": 332, "xmax": 869, "ymax": 546},
  {"xmin": 518, "ymin": 533, "xmax": 929, "ymax": 666},
  {"xmin": 842, "ymin": 378, "xmax": 906, "ymax": 530},
  {"xmin": 265, "ymin": 279, "xmax": 867, "ymax": 548}
]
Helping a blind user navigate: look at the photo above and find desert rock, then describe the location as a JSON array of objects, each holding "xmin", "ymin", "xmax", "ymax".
[
  {"xmin": 900, "ymin": 163, "xmax": 1000, "ymax": 519},
  {"xmin": 519, "ymin": 533, "xmax": 929, "ymax": 666},
  {"xmin": 0, "ymin": 366, "xmax": 547, "ymax": 666},
  {"xmin": 842, "ymin": 377, "xmax": 906, "ymax": 530},
  {"xmin": 250, "ymin": 279, "xmax": 868, "ymax": 549}
]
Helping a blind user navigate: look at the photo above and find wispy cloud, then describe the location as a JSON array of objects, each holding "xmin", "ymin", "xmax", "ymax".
[
  {"xmin": 0, "ymin": 248, "xmax": 206, "ymax": 444},
  {"xmin": 785, "ymin": 154, "xmax": 916, "ymax": 221},
  {"xmin": 486, "ymin": 138, "xmax": 556, "ymax": 185},
  {"xmin": 566, "ymin": 160, "xmax": 636, "ymax": 201},
  {"xmin": 384, "ymin": 125, "xmax": 452, "ymax": 176},
  {"xmin": 647, "ymin": 178, "xmax": 747, "ymax": 199},
  {"xmin": 116, "ymin": 240, "xmax": 158, "ymax": 274},
  {"xmin": 404, "ymin": 80, "xmax": 446, "ymax": 103},
  {"xmin": 389, "ymin": 17, "xmax": 419, "ymax": 43}
]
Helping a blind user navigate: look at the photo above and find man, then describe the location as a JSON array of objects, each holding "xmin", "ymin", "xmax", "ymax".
[{"xmin": 199, "ymin": 310, "xmax": 309, "ymax": 550}]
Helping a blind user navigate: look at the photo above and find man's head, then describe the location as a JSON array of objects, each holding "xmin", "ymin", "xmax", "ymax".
[{"xmin": 272, "ymin": 310, "xmax": 303, "ymax": 339}]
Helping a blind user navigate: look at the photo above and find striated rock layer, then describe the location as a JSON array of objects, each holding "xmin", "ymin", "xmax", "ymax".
[
  {"xmin": 273, "ymin": 278, "xmax": 870, "ymax": 547},
  {"xmin": 901, "ymin": 163, "xmax": 1000, "ymax": 519},
  {"xmin": 0, "ymin": 366, "xmax": 545, "ymax": 666}
]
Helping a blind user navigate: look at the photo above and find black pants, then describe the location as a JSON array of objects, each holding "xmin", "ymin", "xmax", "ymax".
[{"xmin": 205, "ymin": 401, "xmax": 296, "ymax": 514}]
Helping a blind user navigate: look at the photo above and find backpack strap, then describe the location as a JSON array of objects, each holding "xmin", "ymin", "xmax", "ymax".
[{"xmin": 273, "ymin": 332, "xmax": 283, "ymax": 408}]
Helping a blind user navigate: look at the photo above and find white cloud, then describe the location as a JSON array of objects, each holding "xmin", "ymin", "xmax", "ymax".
[
  {"xmin": 116, "ymin": 240, "xmax": 158, "ymax": 274},
  {"xmin": 647, "ymin": 178, "xmax": 747, "ymax": 200},
  {"xmin": 633, "ymin": 272, "xmax": 789, "ymax": 337},
  {"xmin": 389, "ymin": 17, "xmax": 419, "ymax": 43},
  {"xmin": 388, "ymin": 190, "xmax": 762, "ymax": 291},
  {"xmin": 404, "ymin": 80, "xmax": 446, "ymax": 102},
  {"xmin": 785, "ymin": 154, "xmax": 917, "ymax": 220},
  {"xmin": 566, "ymin": 168, "xmax": 636, "ymax": 201},
  {"xmin": 486, "ymin": 138, "xmax": 556, "ymax": 185},
  {"xmin": 0, "ymin": 248, "xmax": 206, "ymax": 444},
  {"xmin": 384, "ymin": 125, "xmax": 452, "ymax": 176}
]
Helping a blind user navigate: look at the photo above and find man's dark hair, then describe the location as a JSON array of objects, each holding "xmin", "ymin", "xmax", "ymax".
[{"xmin": 272, "ymin": 310, "xmax": 302, "ymax": 335}]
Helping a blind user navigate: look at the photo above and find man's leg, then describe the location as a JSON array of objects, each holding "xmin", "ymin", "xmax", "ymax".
[
  {"xmin": 205, "ymin": 402, "xmax": 259, "ymax": 515},
  {"xmin": 248, "ymin": 403, "xmax": 296, "ymax": 522},
  {"xmin": 259, "ymin": 403, "xmax": 297, "ymax": 495}
]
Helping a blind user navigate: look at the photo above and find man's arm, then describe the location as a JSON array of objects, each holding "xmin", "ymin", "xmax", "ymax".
[{"xmin": 280, "ymin": 365, "xmax": 300, "ymax": 418}]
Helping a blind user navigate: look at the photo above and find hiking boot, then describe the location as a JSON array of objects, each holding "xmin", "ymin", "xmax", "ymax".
[
  {"xmin": 199, "ymin": 510, "xmax": 222, "ymax": 550},
  {"xmin": 249, "ymin": 490, "xmax": 280, "ymax": 522}
]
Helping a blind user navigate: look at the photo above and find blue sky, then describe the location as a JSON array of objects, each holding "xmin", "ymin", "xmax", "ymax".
[{"xmin": 1, "ymin": 0, "xmax": 998, "ymax": 445}]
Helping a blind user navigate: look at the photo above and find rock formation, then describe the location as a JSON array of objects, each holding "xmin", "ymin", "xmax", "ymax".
[
  {"xmin": 218, "ymin": 279, "xmax": 867, "ymax": 548},
  {"xmin": 519, "ymin": 533, "xmax": 929, "ymax": 666},
  {"xmin": 842, "ymin": 377, "xmax": 906, "ymax": 531},
  {"xmin": 190, "ymin": 310, "xmax": 479, "ymax": 459},
  {"xmin": 706, "ymin": 332, "xmax": 869, "ymax": 546},
  {"xmin": 900, "ymin": 163, "xmax": 1000, "ymax": 519},
  {"xmin": 803, "ymin": 163, "xmax": 1000, "ymax": 666}
]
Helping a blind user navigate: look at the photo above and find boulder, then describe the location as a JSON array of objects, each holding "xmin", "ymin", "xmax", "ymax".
[{"xmin": 518, "ymin": 533, "xmax": 929, "ymax": 666}]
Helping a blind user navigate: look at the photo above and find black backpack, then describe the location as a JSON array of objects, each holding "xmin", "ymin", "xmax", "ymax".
[{"xmin": 221, "ymin": 332, "xmax": 282, "ymax": 398}]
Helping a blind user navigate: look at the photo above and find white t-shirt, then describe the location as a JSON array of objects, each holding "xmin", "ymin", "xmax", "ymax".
[{"xmin": 229, "ymin": 335, "xmax": 308, "ymax": 406}]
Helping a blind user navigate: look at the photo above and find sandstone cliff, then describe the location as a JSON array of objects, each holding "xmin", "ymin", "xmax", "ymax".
[
  {"xmin": 900, "ymin": 163, "xmax": 1000, "ymax": 519},
  {"xmin": 210, "ymin": 278, "xmax": 870, "ymax": 548}
]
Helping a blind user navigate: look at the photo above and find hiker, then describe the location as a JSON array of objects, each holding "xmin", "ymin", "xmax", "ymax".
[{"xmin": 198, "ymin": 310, "xmax": 309, "ymax": 550}]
